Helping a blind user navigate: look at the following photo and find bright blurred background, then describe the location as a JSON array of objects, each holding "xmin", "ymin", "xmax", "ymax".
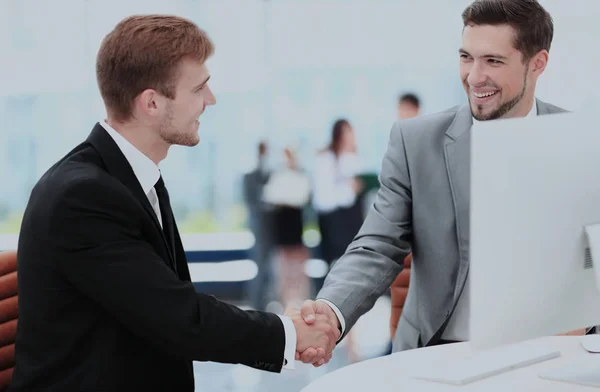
[{"xmin": 2, "ymin": 0, "xmax": 599, "ymax": 390}]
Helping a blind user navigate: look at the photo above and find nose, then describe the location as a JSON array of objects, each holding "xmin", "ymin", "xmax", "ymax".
[
  {"xmin": 206, "ymin": 86, "xmax": 216, "ymax": 106},
  {"xmin": 467, "ymin": 61, "xmax": 487, "ymax": 87}
]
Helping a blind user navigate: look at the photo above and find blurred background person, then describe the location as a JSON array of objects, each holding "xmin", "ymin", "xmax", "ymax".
[
  {"xmin": 262, "ymin": 147, "xmax": 311, "ymax": 309},
  {"xmin": 242, "ymin": 141, "xmax": 273, "ymax": 311},
  {"xmin": 313, "ymin": 119, "xmax": 364, "ymax": 270},
  {"xmin": 397, "ymin": 92, "xmax": 421, "ymax": 120}
]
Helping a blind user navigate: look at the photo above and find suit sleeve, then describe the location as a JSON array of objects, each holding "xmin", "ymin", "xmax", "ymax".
[
  {"xmin": 49, "ymin": 178, "xmax": 287, "ymax": 373},
  {"xmin": 317, "ymin": 122, "xmax": 412, "ymax": 337}
]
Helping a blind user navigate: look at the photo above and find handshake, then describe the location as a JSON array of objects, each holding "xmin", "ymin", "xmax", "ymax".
[{"xmin": 285, "ymin": 300, "xmax": 341, "ymax": 367}]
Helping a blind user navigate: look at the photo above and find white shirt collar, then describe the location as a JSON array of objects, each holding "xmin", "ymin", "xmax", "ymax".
[
  {"xmin": 472, "ymin": 99, "xmax": 537, "ymax": 123},
  {"xmin": 99, "ymin": 120, "xmax": 160, "ymax": 195}
]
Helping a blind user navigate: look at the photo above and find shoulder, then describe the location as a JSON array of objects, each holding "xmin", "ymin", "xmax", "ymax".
[
  {"xmin": 537, "ymin": 99, "xmax": 569, "ymax": 114},
  {"xmin": 390, "ymin": 105, "xmax": 465, "ymax": 141},
  {"xmin": 28, "ymin": 147, "xmax": 133, "ymax": 222}
]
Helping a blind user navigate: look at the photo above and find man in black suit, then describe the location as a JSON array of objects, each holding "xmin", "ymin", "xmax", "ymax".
[{"xmin": 9, "ymin": 15, "xmax": 337, "ymax": 392}]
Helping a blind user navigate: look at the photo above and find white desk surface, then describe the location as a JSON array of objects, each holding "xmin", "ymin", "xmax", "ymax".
[{"xmin": 302, "ymin": 336, "xmax": 600, "ymax": 391}]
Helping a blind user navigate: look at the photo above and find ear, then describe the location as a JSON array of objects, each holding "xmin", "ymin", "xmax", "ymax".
[
  {"xmin": 136, "ymin": 89, "xmax": 161, "ymax": 118},
  {"xmin": 529, "ymin": 49, "xmax": 549, "ymax": 77}
]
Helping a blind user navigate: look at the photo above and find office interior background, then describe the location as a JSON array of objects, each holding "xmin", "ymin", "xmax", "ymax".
[{"xmin": 1, "ymin": 0, "xmax": 599, "ymax": 390}]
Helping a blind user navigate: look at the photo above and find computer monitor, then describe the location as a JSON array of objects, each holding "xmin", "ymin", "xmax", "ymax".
[{"xmin": 468, "ymin": 111, "xmax": 600, "ymax": 386}]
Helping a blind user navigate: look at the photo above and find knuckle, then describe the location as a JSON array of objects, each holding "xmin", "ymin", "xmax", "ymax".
[{"xmin": 316, "ymin": 314, "xmax": 327, "ymax": 322}]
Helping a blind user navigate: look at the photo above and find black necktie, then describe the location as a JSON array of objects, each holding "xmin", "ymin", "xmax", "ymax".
[{"xmin": 155, "ymin": 176, "xmax": 177, "ymax": 272}]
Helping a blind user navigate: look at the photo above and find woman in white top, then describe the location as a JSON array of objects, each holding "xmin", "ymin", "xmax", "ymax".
[
  {"xmin": 312, "ymin": 119, "xmax": 364, "ymax": 266},
  {"xmin": 262, "ymin": 148, "xmax": 311, "ymax": 308}
]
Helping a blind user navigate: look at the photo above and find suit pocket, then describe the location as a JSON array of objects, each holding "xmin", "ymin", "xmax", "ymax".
[{"xmin": 393, "ymin": 315, "xmax": 421, "ymax": 352}]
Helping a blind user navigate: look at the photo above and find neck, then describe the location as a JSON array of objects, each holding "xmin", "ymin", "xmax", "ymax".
[
  {"xmin": 105, "ymin": 117, "xmax": 169, "ymax": 165},
  {"xmin": 504, "ymin": 90, "xmax": 536, "ymax": 119},
  {"xmin": 513, "ymin": 96, "xmax": 535, "ymax": 117}
]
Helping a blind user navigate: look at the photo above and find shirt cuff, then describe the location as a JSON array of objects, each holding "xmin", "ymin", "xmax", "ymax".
[
  {"xmin": 277, "ymin": 315, "xmax": 296, "ymax": 370},
  {"xmin": 316, "ymin": 298, "xmax": 346, "ymax": 337}
]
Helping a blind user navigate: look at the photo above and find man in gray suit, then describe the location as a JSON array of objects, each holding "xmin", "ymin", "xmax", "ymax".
[{"xmin": 292, "ymin": 0, "xmax": 572, "ymax": 365}]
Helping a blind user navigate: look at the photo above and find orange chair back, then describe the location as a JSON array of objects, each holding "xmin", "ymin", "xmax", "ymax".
[
  {"xmin": 0, "ymin": 251, "xmax": 17, "ymax": 390},
  {"xmin": 390, "ymin": 253, "xmax": 411, "ymax": 338}
]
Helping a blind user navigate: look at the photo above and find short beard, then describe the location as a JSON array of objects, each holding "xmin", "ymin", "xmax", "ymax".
[
  {"xmin": 158, "ymin": 101, "xmax": 199, "ymax": 147},
  {"xmin": 470, "ymin": 66, "xmax": 528, "ymax": 121}
]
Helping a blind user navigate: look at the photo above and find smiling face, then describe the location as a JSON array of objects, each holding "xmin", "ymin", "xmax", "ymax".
[
  {"xmin": 459, "ymin": 23, "xmax": 547, "ymax": 121},
  {"xmin": 157, "ymin": 58, "xmax": 216, "ymax": 146}
]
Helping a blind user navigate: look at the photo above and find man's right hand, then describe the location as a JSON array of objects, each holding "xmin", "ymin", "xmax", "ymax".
[
  {"xmin": 285, "ymin": 306, "xmax": 339, "ymax": 366},
  {"xmin": 295, "ymin": 300, "xmax": 341, "ymax": 365}
]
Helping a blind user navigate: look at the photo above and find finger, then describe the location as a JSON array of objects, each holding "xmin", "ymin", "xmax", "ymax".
[
  {"xmin": 301, "ymin": 350, "xmax": 317, "ymax": 364},
  {"xmin": 325, "ymin": 330, "xmax": 338, "ymax": 353},
  {"xmin": 325, "ymin": 351, "xmax": 333, "ymax": 362},
  {"xmin": 313, "ymin": 347, "xmax": 326, "ymax": 363},
  {"xmin": 313, "ymin": 352, "xmax": 331, "ymax": 368},
  {"xmin": 331, "ymin": 324, "xmax": 341, "ymax": 342},
  {"xmin": 299, "ymin": 347, "xmax": 318, "ymax": 363},
  {"xmin": 301, "ymin": 300, "xmax": 316, "ymax": 324},
  {"xmin": 295, "ymin": 351, "xmax": 300, "ymax": 360}
]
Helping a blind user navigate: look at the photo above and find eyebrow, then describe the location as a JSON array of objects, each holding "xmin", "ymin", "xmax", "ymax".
[
  {"xmin": 459, "ymin": 48, "xmax": 509, "ymax": 60},
  {"xmin": 194, "ymin": 76, "xmax": 210, "ymax": 90}
]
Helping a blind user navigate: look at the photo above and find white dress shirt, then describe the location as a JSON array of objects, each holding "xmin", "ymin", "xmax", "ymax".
[
  {"xmin": 99, "ymin": 121, "xmax": 297, "ymax": 368},
  {"xmin": 319, "ymin": 100, "xmax": 538, "ymax": 342}
]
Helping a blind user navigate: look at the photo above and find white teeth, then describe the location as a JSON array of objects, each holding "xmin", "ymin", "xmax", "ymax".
[{"xmin": 473, "ymin": 91, "xmax": 497, "ymax": 98}]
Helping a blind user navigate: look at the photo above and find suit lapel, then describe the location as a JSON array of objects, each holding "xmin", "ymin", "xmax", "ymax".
[
  {"xmin": 444, "ymin": 105, "xmax": 473, "ymax": 303},
  {"xmin": 86, "ymin": 123, "xmax": 176, "ymax": 271},
  {"xmin": 172, "ymin": 220, "xmax": 191, "ymax": 282},
  {"xmin": 535, "ymin": 98, "xmax": 551, "ymax": 115}
]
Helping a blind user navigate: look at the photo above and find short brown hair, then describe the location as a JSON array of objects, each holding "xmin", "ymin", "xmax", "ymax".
[
  {"xmin": 96, "ymin": 15, "xmax": 214, "ymax": 122},
  {"xmin": 462, "ymin": 0, "xmax": 553, "ymax": 61}
]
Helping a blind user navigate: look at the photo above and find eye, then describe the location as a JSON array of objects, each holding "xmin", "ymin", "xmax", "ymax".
[{"xmin": 488, "ymin": 59, "xmax": 503, "ymax": 65}]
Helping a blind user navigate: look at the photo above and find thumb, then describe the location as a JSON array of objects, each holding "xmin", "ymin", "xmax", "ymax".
[{"xmin": 301, "ymin": 300, "xmax": 316, "ymax": 323}]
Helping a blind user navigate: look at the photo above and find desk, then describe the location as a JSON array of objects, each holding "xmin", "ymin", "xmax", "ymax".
[{"xmin": 302, "ymin": 336, "xmax": 599, "ymax": 391}]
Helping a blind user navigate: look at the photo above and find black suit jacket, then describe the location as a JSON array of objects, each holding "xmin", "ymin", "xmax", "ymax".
[{"xmin": 9, "ymin": 124, "xmax": 286, "ymax": 392}]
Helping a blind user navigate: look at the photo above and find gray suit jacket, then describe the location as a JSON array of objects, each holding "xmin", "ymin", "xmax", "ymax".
[{"xmin": 317, "ymin": 99, "xmax": 567, "ymax": 352}]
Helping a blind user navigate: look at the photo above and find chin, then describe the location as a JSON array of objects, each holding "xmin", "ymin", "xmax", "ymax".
[
  {"xmin": 163, "ymin": 131, "xmax": 200, "ymax": 147},
  {"xmin": 470, "ymin": 102, "xmax": 496, "ymax": 121},
  {"xmin": 179, "ymin": 136, "xmax": 200, "ymax": 147}
]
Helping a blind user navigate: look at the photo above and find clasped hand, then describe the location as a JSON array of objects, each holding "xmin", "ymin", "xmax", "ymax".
[{"xmin": 285, "ymin": 300, "xmax": 341, "ymax": 367}]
